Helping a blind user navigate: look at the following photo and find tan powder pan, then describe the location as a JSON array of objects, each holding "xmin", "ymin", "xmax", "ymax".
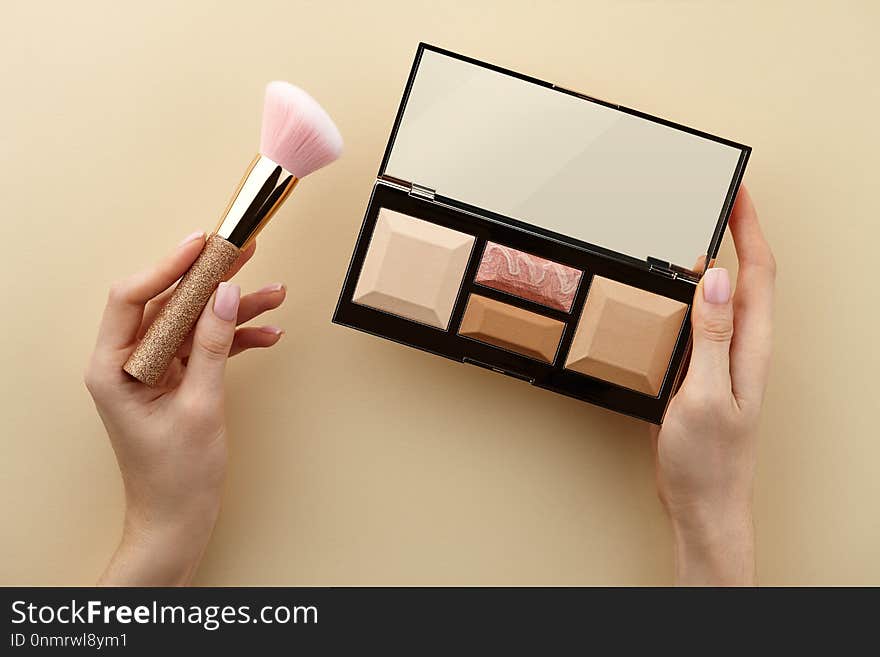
[
  {"xmin": 352, "ymin": 208, "xmax": 475, "ymax": 329},
  {"xmin": 564, "ymin": 276, "xmax": 688, "ymax": 395},
  {"xmin": 458, "ymin": 294, "xmax": 565, "ymax": 363}
]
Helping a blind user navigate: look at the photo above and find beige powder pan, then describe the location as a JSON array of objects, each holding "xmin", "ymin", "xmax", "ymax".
[
  {"xmin": 352, "ymin": 208, "xmax": 475, "ymax": 329},
  {"xmin": 564, "ymin": 277, "xmax": 688, "ymax": 395}
]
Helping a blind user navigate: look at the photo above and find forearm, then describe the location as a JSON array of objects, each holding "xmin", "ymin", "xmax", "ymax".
[{"xmin": 671, "ymin": 510, "xmax": 756, "ymax": 586}]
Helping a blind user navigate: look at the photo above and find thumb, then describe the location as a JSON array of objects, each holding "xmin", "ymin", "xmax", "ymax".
[
  {"xmin": 683, "ymin": 267, "xmax": 734, "ymax": 391},
  {"xmin": 182, "ymin": 282, "xmax": 240, "ymax": 395}
]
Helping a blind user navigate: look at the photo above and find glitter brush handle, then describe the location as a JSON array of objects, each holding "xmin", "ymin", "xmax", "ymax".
[
  {"xmin": 123, "ymin": 235, "xmax": 241, "ymax": 386},
  {"xmin": 123, "ymin": 154, "xmax": 297, "ymax": 387}
]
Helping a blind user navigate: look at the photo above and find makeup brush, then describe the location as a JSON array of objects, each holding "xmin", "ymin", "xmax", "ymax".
[{"xmin": 123, "ymin": 82, "xmax": 343, "ymax": 386}]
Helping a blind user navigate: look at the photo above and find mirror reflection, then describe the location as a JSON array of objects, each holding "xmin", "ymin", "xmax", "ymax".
[{"xmin": 384, "ymin": 49, "xmax": 745, "ymax": 268}]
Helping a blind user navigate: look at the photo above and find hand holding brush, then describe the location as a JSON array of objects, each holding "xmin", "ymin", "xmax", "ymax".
[{"xmin": 123, "ymin": 82, "xmax": 343, "ymax": 386}]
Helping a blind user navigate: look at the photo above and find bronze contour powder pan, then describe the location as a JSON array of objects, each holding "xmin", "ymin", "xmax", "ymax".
[
  {"xmin": 459, "ymin": 294, "xmax": 566, "ymax": 363},
  {"xmin": 334, "ymin": 44, "xmax": 749, "ymax": 423}
]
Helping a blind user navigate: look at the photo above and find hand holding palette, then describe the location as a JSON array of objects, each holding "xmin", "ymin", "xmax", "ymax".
[{"xmin": 334, "ymin": 45, "xmax": 749, "ymax": 423}]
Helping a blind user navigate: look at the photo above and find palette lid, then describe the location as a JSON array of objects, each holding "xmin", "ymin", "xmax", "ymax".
[{"xmin": 380, "ymin": 44, "xmax": 750, "ymax": 272}]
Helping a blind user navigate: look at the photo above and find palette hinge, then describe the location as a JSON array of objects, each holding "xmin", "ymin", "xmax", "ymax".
[
  {"xmin": 409, "ymin": 182, "xmax": 436, "ymax": 201},
  {"xmin": 648, "ymin": 263, "xmax": 678, "ymax": 280},
  {"xmin": 648, "ymin": 257, "xmax": 699, "ymax": 284}
]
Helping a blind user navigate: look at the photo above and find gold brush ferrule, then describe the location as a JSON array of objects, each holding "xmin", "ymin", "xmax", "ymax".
[{"xmin": 214, "ymin": 154, "xmax": 299, "ymax": 249}]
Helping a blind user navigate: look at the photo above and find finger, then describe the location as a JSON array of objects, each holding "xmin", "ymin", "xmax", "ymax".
[
  {"xmin": 96, "ymin": 232, "xmax": 206, "ymax": 358},
  {"xmin": 236, "ymin": 283, "xmax": 286, "ymax": 325},
  {"xmin": 679, "ymin": 267, "xmax": 734, "ymax": 398},
  {"xmin": 137, "ymin": 241, "xmax": 257, "ymax": 339},
  {"xmin": 229, "ymin": 326, "xmax": 284, "ymax": 357},
  {"xmin": 181, "ymin": 282, "xmax": 240, "ymax": 396},
  {"xmin": 727, "ymin": 186, "xmax": 776, "ymax": 406},
  {"xmin": 225, "ymin": 240, "xmax": 257, "ymax": 279},
  {"xmin": 691, "ymin": 254, "xmax": 707, "ymax": 274},
  {"xmin": 173, "ymin": 283, "xmax": 286, "ymax": 358}
]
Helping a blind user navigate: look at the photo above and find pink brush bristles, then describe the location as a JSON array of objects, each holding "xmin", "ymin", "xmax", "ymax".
[{"xmin": 259, "ymin": 81, "xmax": 343, "ymax": 178}]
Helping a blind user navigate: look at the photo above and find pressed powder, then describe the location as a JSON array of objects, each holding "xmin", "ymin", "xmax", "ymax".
[
  {"xmin": 564, "ymin": 277, "xmax": 688, "ymax": 395},
  {"xmin": 353, "ymin": 208, "xmax": 474, "ymax": 329},
  {"xmin": 458, "ymin": 294, "xmax": 565, "ymax": 363},
  {"xmin": 475, "ymin": 242, "xmax": 582, "ymax": 312}
]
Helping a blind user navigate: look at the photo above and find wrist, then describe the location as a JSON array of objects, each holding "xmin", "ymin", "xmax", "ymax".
[
  {"xmin": 99, "ymin": 503, "xmax": 219, "ymax": 586},
  {"xmin": 670, "ymin": 504, "xmax": 756, "ymax": 586}
]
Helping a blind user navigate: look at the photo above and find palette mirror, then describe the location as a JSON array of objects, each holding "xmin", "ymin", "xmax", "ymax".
[{"xmin": 383, "ymin": 48, "xmax": 744, "ymax": 270}]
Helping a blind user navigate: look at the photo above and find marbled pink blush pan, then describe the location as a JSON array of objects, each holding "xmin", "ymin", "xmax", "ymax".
[{"xmin": 475, "ymin": 242, "xmax": 583, "ymax": 312}]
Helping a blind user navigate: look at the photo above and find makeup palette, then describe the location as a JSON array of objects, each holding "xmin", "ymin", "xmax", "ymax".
[{"xmin": 334, "ymin": 44, "xmax": 750, "ymax": 423}]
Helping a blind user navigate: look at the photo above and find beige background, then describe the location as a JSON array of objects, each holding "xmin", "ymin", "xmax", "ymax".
[{"xmin": 1, "ymin": 1, "xmax": 877, "ymax": 585}]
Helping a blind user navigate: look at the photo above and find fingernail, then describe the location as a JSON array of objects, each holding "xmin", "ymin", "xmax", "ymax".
[
  {"xmin": 702, "ymin": 267, "xmax": 731, "ymax": 304},
  {"xmin": 178, "ymin": 230, "xmax": 205, "ymax": 247},
  {"xmin": 214, "ymin": 282, "xmax": 240, "ymax": 321},
  {"xmin": 260, "ymin": 326, "xmax": 284, "ymax": 336},
  {"xmin": 257, "ymin": 283, "xmax": 286, "ymax": 294}
]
